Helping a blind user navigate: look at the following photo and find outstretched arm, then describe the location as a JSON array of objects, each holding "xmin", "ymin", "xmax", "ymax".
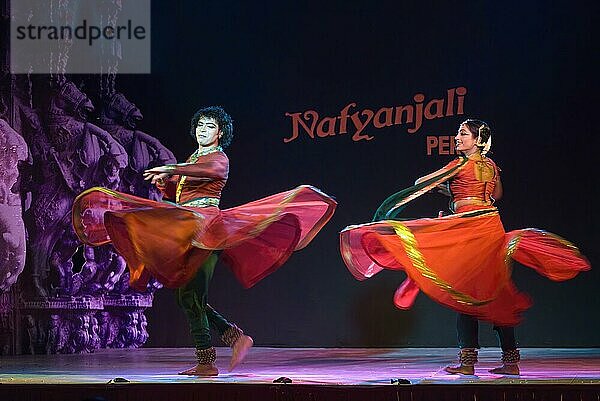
[
  {"xmin": 142, "ymin": 168, "xmax": 172, "ymax": 185},
  {"xmin": 415, "ymin": 167, "xmax": 452, "ymax": 197},
  {"xmin": 415, "ymin": 169, "xmax": 443, "ymax": 185},
  {"xmin": 143, "ymin": 152, "xmax": 228, "ymax": 185}
]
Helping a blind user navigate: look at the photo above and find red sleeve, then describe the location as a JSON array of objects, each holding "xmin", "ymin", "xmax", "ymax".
[{"xmin": 166, "ymin": 151, "xmax": 229, "ymax": 182}]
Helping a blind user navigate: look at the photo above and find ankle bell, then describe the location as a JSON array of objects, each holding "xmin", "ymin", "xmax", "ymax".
[
  {"xmin": 501, "ymin": 349, "xmax": 520, "ymax": 364},
  {"xmin": 459, "ymin": 348, "xmax": 478, "ymax": 366},
  {"xmin": 221, "ymin": 324, "xmax": 244, "ymax": 347},
  {"xmin": 195, "ymin": 346, "xmax": 217, "ymax": 364}
]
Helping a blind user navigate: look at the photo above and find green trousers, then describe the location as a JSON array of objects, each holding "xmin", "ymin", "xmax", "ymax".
[{"xmin": 175, "ymin": 253, "xmax": 233, "ymax": 350}]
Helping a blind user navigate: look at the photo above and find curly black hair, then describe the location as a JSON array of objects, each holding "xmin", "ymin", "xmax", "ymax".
[{"xmin": 189, "ymin": 106, "xmax": 234, "ymax": 149}]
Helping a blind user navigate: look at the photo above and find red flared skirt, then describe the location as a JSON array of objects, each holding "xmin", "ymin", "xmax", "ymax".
[
  {"xmin": 340, "ymin": 208, "xmax": 589, "ymax": 326},
  {"xmin": 73, "ymin": 185, "xmax": 336, "ymax": 291}
]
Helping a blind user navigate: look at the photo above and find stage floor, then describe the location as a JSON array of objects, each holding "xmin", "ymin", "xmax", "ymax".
[{"xmin": 1, "ymin": 347, "xmax": 599, "ymax": 385}]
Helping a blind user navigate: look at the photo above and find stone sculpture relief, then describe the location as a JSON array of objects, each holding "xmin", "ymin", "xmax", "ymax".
[{"xmin": 0, "ymin": 119, "xmax": 28, "ymax": 293}]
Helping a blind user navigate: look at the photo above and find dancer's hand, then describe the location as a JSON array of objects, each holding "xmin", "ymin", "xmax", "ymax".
[
  {"xmin": 435, "ymin": 182, "xmax": 451, "ymax": 196},
  {"xmin": 143, "ymin": 171, "xmax": 171, "ymax": 185},
  {"xmin": 143, "ymin": 166, "xmax": 174, "ymax": 184}
]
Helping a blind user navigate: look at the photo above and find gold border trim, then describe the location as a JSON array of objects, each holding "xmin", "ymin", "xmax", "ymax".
[{"xmin": 388, "ymin": 220, "xmax": 499, "ymax": 306}]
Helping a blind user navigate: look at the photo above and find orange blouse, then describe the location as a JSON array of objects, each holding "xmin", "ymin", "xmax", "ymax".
[{"xmin": 447, "ymin": 154, "xmax": 500, "ymax": 205}]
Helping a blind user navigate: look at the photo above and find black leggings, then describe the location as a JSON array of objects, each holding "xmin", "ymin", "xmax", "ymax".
[
  {"xmin": 456, "ymin": 313, "xmax": 517, "ymax": 350},
  {"xmin": 175, "ymin": 253, "xmax": 234, "ymax": 350}
]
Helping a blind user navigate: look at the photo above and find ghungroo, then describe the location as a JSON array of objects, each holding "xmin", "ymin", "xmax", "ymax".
[
  {"xmin": 458, "ymin": 348, "xmax": 478, "ymax": 366},
  {"xmin": 501, "ymin": 349, "xmax": 520, "ymax": 364},
  {"xmin": 221, "ymin": 324, "xmax": 244, "ymax": 347},
  {"xmin": 195, "ymin": 347, "xmax": 216, "ymax": 364}
]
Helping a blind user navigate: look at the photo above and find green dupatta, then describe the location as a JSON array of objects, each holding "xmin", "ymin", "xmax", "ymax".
[{"xmin": 372, "ymin": 155, "xmax": 468, "ymax": 221}]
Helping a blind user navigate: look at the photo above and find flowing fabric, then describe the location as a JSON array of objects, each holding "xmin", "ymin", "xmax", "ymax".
[
  {"xmin": 340, "ymin": 157, "xmax": 590, "ymax": 326},
  {"xmin": 372, "ymin": 156, "xmax": 468, "ymax": 221},
  {"xmin": 73, "ymin": 185, "xmax": 336, "ymax": 291}
]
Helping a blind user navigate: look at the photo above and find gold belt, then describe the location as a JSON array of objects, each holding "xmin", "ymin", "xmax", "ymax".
[
  {"xmin": 180, "ymin": 197, "xmax": 220, "ymax": 208},
  {"xmin": 451, "ymin": 197, "xmax": 492, "ymax": 212}
]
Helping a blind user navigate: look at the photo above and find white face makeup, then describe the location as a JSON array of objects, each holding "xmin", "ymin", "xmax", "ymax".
[{"xmin": 195, "ymin": 117, "xmax": 222, "ymax": 148}]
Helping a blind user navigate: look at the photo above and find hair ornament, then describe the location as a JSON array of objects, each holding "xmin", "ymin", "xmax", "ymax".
[
  {"xmin": 481, "ymin": 135, "xmax": 492, "ymax": 155},
  {"xmin": 475, "ymin": 124, "xmax": 492, "ymax": 155}
]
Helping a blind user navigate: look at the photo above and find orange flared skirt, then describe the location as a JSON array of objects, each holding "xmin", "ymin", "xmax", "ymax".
[
  {"xmin": 73, "ymin": 185, "xmax": 336, "ymax": 291},
  {"xmin": 340, "ymin": 208, "xmax": 589, "ymax": 326}
]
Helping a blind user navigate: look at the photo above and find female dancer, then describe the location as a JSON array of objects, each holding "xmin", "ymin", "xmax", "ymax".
[
  {"xmin": 73, "ymin": 106, "xmax": 337, "ymax": 376},
  {"xmin": 340, "ymin": 119, "xmax": 589, "ymax": 375}
]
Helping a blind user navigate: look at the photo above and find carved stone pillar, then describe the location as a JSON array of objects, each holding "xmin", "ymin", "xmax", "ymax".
[
  {"xmin": 0, "ymin": 289, "xmax": 16, "ymax": 355},
  {"xmin": 20, "ymin": 297, "xmax": 104, "ymax": 354},
  {"xmin": 0, "ymin": 2, "xmax": 161, "ymax": 355},
  {"xmin": 103, "ymin": 294, "xmax": 153, "ymax": 349},
  {"xmin": 19, "ymin": 294, "xmax": 154, "ymax": 353}
]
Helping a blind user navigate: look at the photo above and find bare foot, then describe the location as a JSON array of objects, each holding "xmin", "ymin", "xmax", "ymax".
[
  {"xmin": 489, "ymin": 364, "xmax": 520, "ymax": 375},
  {"xmin": 178, "ymin": 363, "xmax": 219, "ymax": 376},
  {"xmin": 229, "ymin": 334, "xmax": 253, "ymax": 371},
  {"xmin": 444, "ymin": 364, "xmax": 475, "ymax": 375}
]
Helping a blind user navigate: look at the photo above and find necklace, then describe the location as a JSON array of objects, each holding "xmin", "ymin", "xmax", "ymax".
[{"xmin": 190, "ymin": 145, "xmax": 223, "ymax": 162}]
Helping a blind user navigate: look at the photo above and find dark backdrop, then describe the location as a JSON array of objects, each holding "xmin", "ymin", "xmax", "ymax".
[{"xmin": 113, "ymin": 0, "xmax": 597, "ymax": 347}]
